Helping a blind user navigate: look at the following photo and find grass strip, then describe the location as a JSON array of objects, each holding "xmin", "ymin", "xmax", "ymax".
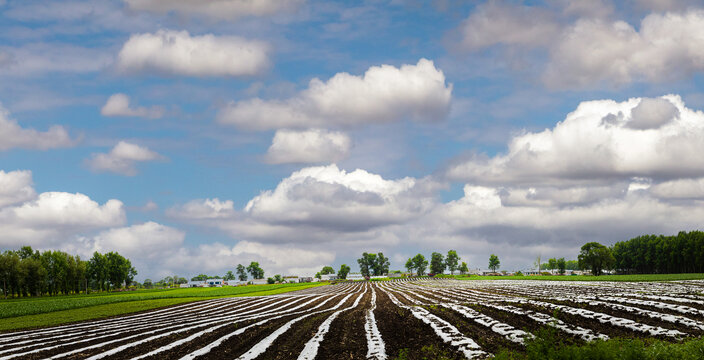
[{"xmin": 0, "ymin": 282, "xmax": 324, "ymax": 332}]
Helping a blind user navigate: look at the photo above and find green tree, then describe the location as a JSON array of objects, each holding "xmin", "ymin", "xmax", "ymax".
[
  {"xmin": 446, "ymin": 250, "xmax": 460, "ymax": 275},
  {"xmin": 405, "ymin": 258, "xmax": 414, "ymax": 274},
  {"xmin": 337, "ymin": 264, "xmax": 351, "ymax": 279},
  {"xmin": 459, "ymin": 261, "xmax": 469, "ymax": 275},
  {"xmin": 373, "ymin": 253, "xmax": 390, "ymax": 276},
  {"xmin": 430, "ymin": 252, "xmax": 445, "ymax": 275},
  {"xmin": 578, "ymin": 242, "xmax": 614, "ymax": 276},
  {"xmin": 267, "ymin": 277, "xmax": 275, "ymax": 284},
  {"xmin": 557, "ymin": 257, "xmax": 566, "ymax": 275},
  {"xmin": 357, "ymin": 252, "xmax": 377, "ymax": 278},
  {"xmin": 411, "ymin": 254, "xmax": 428, "ymax": 276},
  {"xmin": 548, "ymin": 258, "xmax": 558, "ymax": 273},
  {"xmin": 224, "ymin": 271, "xmax": 235, "ymax": 281},
  {"xmin": 88, "ymin": 252, "xmax": 108, "ymax": 291},
  {"xmin": 236, "ymin": 264, "xmax": 247, "ymax": 281},
  {"xmin": 488, "ymin": 254, "xmax": 500, "ymax": 272},
  {"xmin": 246, "ymin": 262, "xmax": 265, "ymax": 279},
  {"xmin": 143, "ymin": 278, "xmax": 153, "ymax": 289},
  {"xmin": 191, "ymin": 274, "xmax": 208, "ymax": 281},
  {"xmin": 315, "ymin": 272, "xmax": 321, "ymax": 279},
  {"xmin": 320, "ymin": 266, "xmax": 335, "ymax": 275},
  {"xmin": 274, "ymin": 274, "xmax": 283, "ymax": 283}
]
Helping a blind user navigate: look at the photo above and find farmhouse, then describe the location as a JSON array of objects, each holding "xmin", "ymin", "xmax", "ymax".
[
  {"xmin": 205, "ymin": 279, "xmax": 224, "ymax": 287},
  {"xmin": 299, "ymin": 277, "xmax": 314, "ymax": 283}
]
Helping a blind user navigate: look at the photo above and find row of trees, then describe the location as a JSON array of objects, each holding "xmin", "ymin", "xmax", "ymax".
[
  {"xmin": 0, "ymin": 246, "xmax": 136, "ymax": 298},
  {"xmin": 192, "ymin": 262, "xmax": 267, "ymax": 282},
  {"xmin": 611, "ymin": 231, "xmax": 704, "ymax": 274},
  {"xmin": 404, "ymin": 250, "xmax": 470, "ymax": 276}
]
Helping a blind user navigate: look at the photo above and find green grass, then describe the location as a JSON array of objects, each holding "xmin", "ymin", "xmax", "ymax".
[
  {"xmin": 0, "ymin": 282, "xmax": 323, "ymax": 331},
  {"xmin": 454, "ymin": 273, "xmax": 704, "ymax": 282},
  {"xmin": 495, "ymin": 326, "xmax": 704, "ymax": 360}
]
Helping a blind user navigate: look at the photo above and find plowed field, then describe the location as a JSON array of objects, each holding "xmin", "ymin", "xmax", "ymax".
[{"xmin": 2, "ymin": 279, "xmax": 703, "ymax": 359}]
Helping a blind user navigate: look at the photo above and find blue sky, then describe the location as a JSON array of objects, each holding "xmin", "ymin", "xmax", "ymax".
[{"xmin": 3, "ymin": 0, "xmax": 704, "ymax": 280}]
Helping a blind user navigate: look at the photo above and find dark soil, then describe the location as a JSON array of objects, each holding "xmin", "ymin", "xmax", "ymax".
[
  {"xmin": 315, "ymin": 291, "xmax": 371, "ymax": 359},
  {"xmin": 373, "ymin": 289, "xmax": 467, "ymax": 360}
]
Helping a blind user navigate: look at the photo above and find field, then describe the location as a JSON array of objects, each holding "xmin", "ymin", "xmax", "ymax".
[
  {"xmin": 455, "ymin": 273, "xmax": 704, "ymax": 282},
  {"xmin": 0, "ymin": 278, "xmax": 703, "ymax": 359},
  {"xmin": 0, "ymin": 283, "xmax": 323, "ymax": 332}
]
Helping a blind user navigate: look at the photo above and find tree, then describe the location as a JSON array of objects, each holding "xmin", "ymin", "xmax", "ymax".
[
  {"xmin": 337, "ymin": 264, "xmax": 351, "ymax": 279},
  {"xmin": 357, "ymin": 252, "xmax": 377, "ymax": 278},
  {"xmin": 459, "ymin": 261, "xmax": 469, "ymax": 275},
  {"xmin": 557, "ymin": 258, "xmax": 566, "ymax": 275},
  {"xmin": 411, "ymin": 254, "xmax": 428, "ymax": 276},
  {"xmin": 246, "ymin": 262, "xmax": 265, "ymax": 279},
  {"xmin": 236, "ymin": 264, "xmax": 247, "ymax": 281},
  {"xmin": 191, "ymin": 274, "xmax": 208, "ymax": 281},
  {"xmin": 315, "ymin": 272, "xmax": 321, "ymax": 279},
  {"xmin": 267, "ymin": 277, "xmax": 275, "ymax": 284},
  {"xmin": 405, "ymin": 258, "xmax": 414, "ymax": 274},
  {"xmin": 224, "ymin": 271, "xmax": 235, "ymax": 281},
  {"xmin": 143, "ymin": 279, "xmax": 153, "ymax": 289},
  {"xmin": 446, "ymin": 250, "xmax": 459, "ymax": 275},
  {"xmin": 274, "ymin": 274, "xmax": 283, "ymax": 283},
  {"xmin": 88, "ymin": 252, "xmax": 108, "ymax": 291},
  {"xmin": 548, "ymin": 258, "xmax": 557, "ymax": 273},
  {"xmin": 320, "ymin": 266, "xmax": 335, "ymax": 275},
  {"xmin": 430, "ymin": 252, "xmax": 445, "ymax": 275},
  {"xmin": 488, "ymin": 254, "xmax": 500, "ymax": 272},
  {"xmin": 373, "ymin": 253, "xmax": 390, "ymax": 276},
  {"xmin": 578, "ymin": 242, "xmax": 614, "ymax": 276}
]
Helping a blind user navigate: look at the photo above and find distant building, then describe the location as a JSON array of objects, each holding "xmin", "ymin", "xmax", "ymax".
[
  {"xmin": 283, "ymin": 276, "xmax": 299, "ymax": 283},
  {"xmin": 299, "ymin": 277, "xmax": 313, "ymax": 283},
  {"xmin": 206, "ymin": 279, "xmax": 224, "ymax": 287},
  {"xmin": 250, "ymin": 279, "xmax": 268, "ymax": 285},
  {"xmin": 320, "ymin": 274, "xmax": 338, "ymax": 281}
]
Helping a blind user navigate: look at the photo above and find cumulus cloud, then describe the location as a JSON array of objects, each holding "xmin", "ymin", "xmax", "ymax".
[
  {"xmin": 125, "ymin": 0, "xmax": 303, "ymax": 20},
  {"xmin": 100, "ymin": 93, "xmax": 164, "ymax": 119},
  {"xmin": 87, "ymin": 141, "xmax": 163, "ymax": 176},
  {"xmin": 170, "ymin": 164, "xmax": 438, "ymax": 243},
  {"xmin": 544, "ymin": 11, "xmax": 704, "ymax": 88},
  {"xmin": 0, "ymin": 170, "xmax": 36, "ymax": 207},
  {"xmin": 265, "ymin": 129, "xmax": 351, "ymax": 164},
  {"xmin": 117, "ymin": 30, "xmax": 269, "ymax": 77},
  {"xmin": 447, "ymin": 95, "xmax": 704, "ymax": 185},
  {"xmin": 458, "ymin": 2, "xmax": 561, "ymax": 50},
  {"xmin": 0, "ymin": 189, "xmax": 125, "ymax": 248},
  {"xmin": 217, "ymin": 59, "xmax": 452, "ymax": 130},
  {"xmin": 0, "ymin": 104, "xmax": 76, "ymax": 151},
  {"xmin": 91, "ymin": 222, "xmax": 185, "ymax": 260}
]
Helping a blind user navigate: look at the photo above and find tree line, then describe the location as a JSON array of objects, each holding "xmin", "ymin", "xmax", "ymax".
[
  {"xmin": 0, "ymin": 246, "xmax": 136, "ymax": 298},
  {"xmin": 612, "ymin": 231, "xmax": 704, "ymax": 274},
  {"xmin": 404, "ymin": 250, "xmax": 470, "ymax": 276}
]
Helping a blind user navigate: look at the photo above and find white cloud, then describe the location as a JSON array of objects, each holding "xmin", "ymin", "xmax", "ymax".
[
  {"xmin": 124, "ymin": 0, "xmax": 303, "ymax": 20},
  {"xmin": 91, "ymin": 222, "xmax": 185, "ymax": 260},
  {"xmin": 0, "ymin": 189, "xmax": 125, "ymax": 248},
  {"xmin": 633, "ymin": 0, "xmax": 703, "ymax": 12},
  {"xmin": 447, "ymin": 95, "xmax": 704, "ymax": 185},
  {"xmin": 0, "ymin": 170, "xmax": 35, "ymax": 207},
  {"xmin": 166, "ymin": 198, "xmax": 235, "ymax": 220},
  {"xmin": 217, "ymin": 58, "xmax": 452, "ymax": 130},
  {"xmin": 169, "ymin": 164, "xmax": 438, "ymax": 244},
  {"xmin": 649, "ymin": 178, "xmax": 704, "ymax": 199},
  {"xmin": 101, "ymin": 93, "xmax": 164, "ymax": 119},
  {"xmin": 458, "ymin": 2, "xmax": 561, "ymax": 50},
  {"xmin": 116, "ymin": 30, "xmax": 269, "ymax": 77},
  {"xmin": 544, "ymin": 11, "xmax": 704, "ymax": 88},
  {"xmin": 87, "ymin": 141, "xmax": 163, "ymax": 176},
  {"xmin": 265, "ymin": 129, "xmax": 351, "ymax": 164},
  {"xmin": 0, "ymin": 104, "xmax": 76, "ymax": 151}
]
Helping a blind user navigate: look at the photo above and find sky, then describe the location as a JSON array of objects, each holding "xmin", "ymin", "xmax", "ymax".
[{"xmin": 2, "ymin": 0, "xmax": 704, "ymax": 280}]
